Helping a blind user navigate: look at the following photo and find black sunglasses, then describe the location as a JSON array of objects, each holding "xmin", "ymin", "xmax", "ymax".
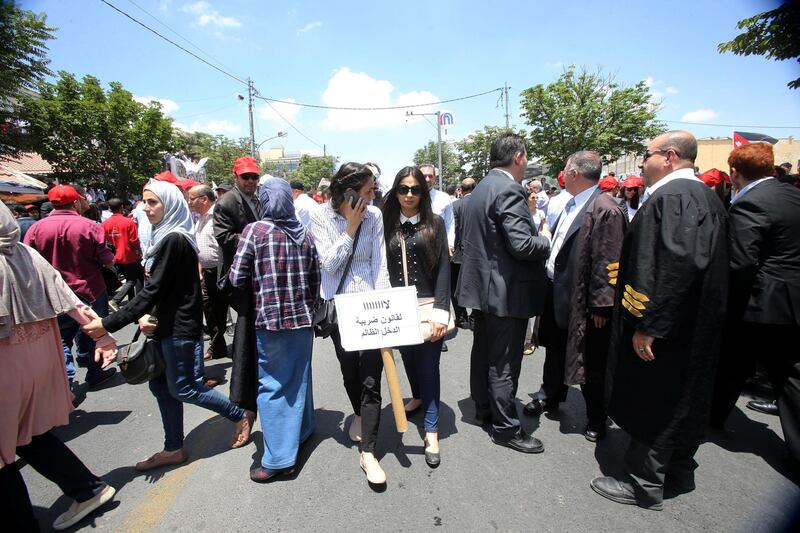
[
  {"xmin": 643, "ymin": 148, "xmax": 680, "ymax": 162},
  {"xmin": 239, "ymin": 174, "xmax": 259, "ymax": 181},
  {"xmin": 397, "ymin": 185, "xmax": 423, "ymax": 196}
]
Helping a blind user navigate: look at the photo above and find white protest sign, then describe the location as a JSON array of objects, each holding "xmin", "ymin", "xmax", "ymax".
[{"xmin": 334, "ymin": 286, "xmax": 423, "ymax": 352}]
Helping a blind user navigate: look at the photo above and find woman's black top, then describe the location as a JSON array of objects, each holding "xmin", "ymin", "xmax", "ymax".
[
  {"xmin": 386, "ymin": 215, "xmax": 450, "ymax": 314},
  {"xmin": 102, "ymin": 233, "xmax": 203, "ymax": 339}
]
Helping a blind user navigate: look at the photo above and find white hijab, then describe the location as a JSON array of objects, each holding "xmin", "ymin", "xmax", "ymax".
[{"xmin": 142, "ymin": 180, "xmax": 198, "ymax": 271}]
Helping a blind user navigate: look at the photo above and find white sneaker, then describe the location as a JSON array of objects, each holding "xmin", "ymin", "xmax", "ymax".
[
  {"xmin": 348, "ymin": 415, "xmax": 362, "ymax": 442},
  {"xmin": 52, "ymin": 483, "xmax": 116, "ymax": 531},
  {"xmin": 360, "ymin": 452, "xmax": 386, "ymax": 484}
]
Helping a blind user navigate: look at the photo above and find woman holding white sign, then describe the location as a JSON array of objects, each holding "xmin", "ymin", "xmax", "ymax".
[
  {"xmin": 309, "ymin": 162, "xmax": 391, "ymax": 484},
  {"xmin": 382, "ymin": 166, "xmax": 450, "ymax": 467}
]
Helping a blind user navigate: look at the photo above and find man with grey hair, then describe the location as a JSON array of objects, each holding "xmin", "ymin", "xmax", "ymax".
[
  {"xmin": 524, "ymin": 151, "xmax": 627, "ymax": 445},
  {"xmin": 591, "ymin": 131, "xmax": 728, "ymax": 510}
]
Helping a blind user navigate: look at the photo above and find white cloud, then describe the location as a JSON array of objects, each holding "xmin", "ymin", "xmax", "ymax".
[
  {"xmin": 134, "ymin": 96, "xmax": 179, "ymax": 114},
  {"xmin": 321, "ymin": 68, "xmax": 439, "ymax": 130},
  {"xmin": 258, "ymin": 98, "xmax": 301, "ymax": 123},
  {"xmin": 182, "ymin": 1, "xmax": 242, "ymax": 28},
  {"xmin": 297, "ymin": 21, "xmax": 322, "ymax": 35},
  {"xmin": 681, "ymin": 109, "xmax": 717, "ymax": 123},
  {"xmin": 175, "ymin": 119, "xmax": 241, "ymax": 135},
  {"xmin": 665, "ymin": 86, "xmax": 678, "ymax": 95}
]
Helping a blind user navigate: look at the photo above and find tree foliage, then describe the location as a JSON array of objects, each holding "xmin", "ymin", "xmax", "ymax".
[
  {"xmin": 519, "ymin": 66, "xmax": 665, "ymax": 172},
  {"xmin": 0, "ymin": 2, "xmax": 56, "ymax": 160},
  {"xmin": 412, "ymin": 140, "xmax": 462, "ymax": 184},
  {"xmin": 22, "ymin": 72, "xmax": 173, "ymax": 196},
  {"xmin": 718, "ymin": 2, "xmax": 800, "ymax": 89},
  {"xmin": 293, "ymin": 155, "xmax": 336, "ymax": 190},
  {"xmin": 455, "ymin": 126, "xmax": 532, "ymax": 181},
  {"xmin": 172, "ymin": 129, "xmax": 249, "ymax": 184}
]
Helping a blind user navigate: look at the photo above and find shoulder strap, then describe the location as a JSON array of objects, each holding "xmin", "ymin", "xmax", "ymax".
[
  {"xmin": 334, "ymin": 224, "xmax": 363, "ymax": 295},
  {"xmin": 399, "ymin": 230, "xmax": 409, "ymax": 286}
]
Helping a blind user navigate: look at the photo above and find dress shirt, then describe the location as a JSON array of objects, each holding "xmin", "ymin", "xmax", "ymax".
[
  {"xmin": 194, "ymin": 205, "xmax": 221, "ymax": 269},
  {"xmin": 731, "ymin": 176, "xmax": 773, "ymax": 204},
  {"xmin": 641, "ymin": 167, "xmax": 700, "ymax": 204},
  {"xmin": 294, "ymin": 192, "xmax": 319, "ymax": 230},
  {"xmin": 310, "ymin": 202, "xmax": 391, "ymax": 300},
  {"xmin": 546, "ymin": 185, "xmax": 597, "ymax": 279},
  {"xmin": 546, "ymin": 190, "xmax": 573, "ymax": 230},
  {"xmin": 430, "ymin": 187, "xmax": 455, "ymax": 249},
  {"xmin": 536, "ymin": 190, "xmax": 550, "ymax": 212}
]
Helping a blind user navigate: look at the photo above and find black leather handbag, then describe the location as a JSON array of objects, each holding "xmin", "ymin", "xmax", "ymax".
[
  {"xmin": 313, "ymin": 226, "xmax": 362, "ymax": 338},
  {"xmin": 117, "ymin": 328, "xmax": 165, "ymax": 384}
]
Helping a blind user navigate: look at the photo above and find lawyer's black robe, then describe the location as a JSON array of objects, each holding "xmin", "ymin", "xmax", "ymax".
[{"xmin": 606, "ymin": 178, "xmax": 728, "ymax": 449}]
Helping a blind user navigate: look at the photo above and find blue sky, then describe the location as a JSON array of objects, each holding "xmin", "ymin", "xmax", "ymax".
[{"xmin": 20, "ymin": 0, "xmax": 800, "ymax": 178}]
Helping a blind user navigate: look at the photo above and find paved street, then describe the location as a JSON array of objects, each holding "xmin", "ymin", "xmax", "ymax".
[{"xmin": 24, "ymin": 324, "xmax": 800, "ymax": 532}]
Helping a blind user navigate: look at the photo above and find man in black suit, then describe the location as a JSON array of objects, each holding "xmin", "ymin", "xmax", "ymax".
[
  {"xmin": 456, "ymin": 134, "xmax": 551, "ymax": 453},
  {"xmin": 524, "ymin": 151, "xmax": 627, "ymax": 443},
  {"xmin": 214, "ymin": 156, "xmax": 259, "ymax": 417},
  {"xmin": 450, "ymin": 177, "xmax": 476, "ymax": 329},
  {"xmin": 712, "ymin": 142, "xmax": 800, "ymax": 466}
]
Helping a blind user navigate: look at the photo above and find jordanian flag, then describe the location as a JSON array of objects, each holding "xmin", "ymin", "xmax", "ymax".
[{"xmin": 733, "ymin": 131, "xmax": 779, "ymax": 147}]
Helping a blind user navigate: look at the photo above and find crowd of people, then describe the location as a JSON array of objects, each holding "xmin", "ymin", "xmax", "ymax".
[{"xmin": 2, "ymin": 131, "xmax": 799, "ymax": 530}]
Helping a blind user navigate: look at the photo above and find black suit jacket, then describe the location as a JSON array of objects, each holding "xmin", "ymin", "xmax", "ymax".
[
  {"xmin": 455, "ymin": 169, "xmax": 550, "ymax": 318},
  {"xmin": 728, "ymin": 178, "xmax": 800, "ymax": 325},
  {"xmin": 451, "ymin": 194, "xmax": 470, "ymax": 264},
  {"xmin": 213, "ymin": 186, "xmax": 257, "ymax": 274}
]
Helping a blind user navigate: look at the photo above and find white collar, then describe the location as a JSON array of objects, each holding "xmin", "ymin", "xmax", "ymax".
[
  {"xmin": 642, "ymin": 167, "xmax": 700, "ymax": 202},
  {"xmin": 400, "ymin": 213, "xmax": 420, "ymax": 224}
]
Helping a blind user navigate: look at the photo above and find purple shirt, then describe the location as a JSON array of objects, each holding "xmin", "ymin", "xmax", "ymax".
[{"xmin": 24, "ymin": 210, "xmax": 115, "ymax": 302}]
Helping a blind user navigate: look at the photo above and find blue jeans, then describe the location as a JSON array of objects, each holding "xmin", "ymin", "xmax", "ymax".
[
  {"xmin": 58, "ymin": 291, "xmax": 108, "ymax": 384},
  {"xmin": 255, "ymin": 328, "xmax": 315, "ymax": 469},
  {"xmin": 400, "ymin": 339, "xmax": 443, "ymax": 432},
  {"xmin": 148, "ymin": 337, "xmax": 246, "ymax": 451}
]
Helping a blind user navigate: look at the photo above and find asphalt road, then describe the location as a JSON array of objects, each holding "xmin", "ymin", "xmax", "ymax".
[{"xmin": 22, "ymin": 323, "xmax": 800, "ymax": 532}]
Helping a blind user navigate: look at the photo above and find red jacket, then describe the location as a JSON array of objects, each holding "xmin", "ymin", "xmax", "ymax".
[{"xmin": 102, "ymin": 213, "xmax": 141, "ymax": 265}]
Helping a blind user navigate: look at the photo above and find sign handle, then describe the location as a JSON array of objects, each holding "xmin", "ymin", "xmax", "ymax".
[{"xmin": 381, "ymin": 347, "xmax": 408, "ymax": 433}]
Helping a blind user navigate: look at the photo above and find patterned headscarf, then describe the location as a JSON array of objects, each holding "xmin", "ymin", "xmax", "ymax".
[{"xmin": 259, "ymin": 177, "xmax": 307, "ymax": 246}]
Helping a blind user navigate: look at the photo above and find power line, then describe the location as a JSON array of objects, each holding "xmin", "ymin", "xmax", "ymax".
[
  {"xmin": 664, "ymin": 120, "xmax": 800, "ymax": 129},
  {"xmin": 258, "ymin": 88, "xmax": 503, "ymax": 111},
  {"xmin": 98, "ymin": 0, "xmax": 247, "ymax": 86},
  {"xmin": 123, "ymin": 0, "xmax": 245, "ymax": 82},
  {"xmin": 256, "ymin": 93, "xmax": 323, "ymax": 149}
]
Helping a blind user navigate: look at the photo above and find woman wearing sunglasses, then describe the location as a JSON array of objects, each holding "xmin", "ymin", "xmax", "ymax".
[{"xmin": 382, "ymin": 166, "xmax": 450, "ymax": 467}]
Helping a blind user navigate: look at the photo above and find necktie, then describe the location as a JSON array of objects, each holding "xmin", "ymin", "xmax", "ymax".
[{"xmin": 564, "ymin": 197, "xmax": 576, "ymax": 214}]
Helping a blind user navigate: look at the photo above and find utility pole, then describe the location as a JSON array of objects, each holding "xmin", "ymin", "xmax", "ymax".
[
  {"xmin": 405, "ymin": 109, "xmax": 444, "ymax": 189},
  {"xmin": 504, "ymin": 82, "xmax": 510, "ymax": 129},
  {"xmin": 247, "ymin": 78, "xmax": 256, "ymax": 159}
]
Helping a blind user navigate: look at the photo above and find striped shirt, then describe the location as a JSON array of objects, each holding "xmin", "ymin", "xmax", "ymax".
[
  {"xmin": 193, "ymin": 205, "xmax": 221, "ymax": 269},
  {"xmin": 228, "ymin": 220, "xmax": 320, "ymax": 331},
  {"xmin": 310, "ymin": 202, "xmax": 390, "ymax": 300}
]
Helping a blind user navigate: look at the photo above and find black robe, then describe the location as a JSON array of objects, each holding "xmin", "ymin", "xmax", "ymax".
[{"xmin": 606, "ymin": 177, "xmax": 728, "ymax": 449}]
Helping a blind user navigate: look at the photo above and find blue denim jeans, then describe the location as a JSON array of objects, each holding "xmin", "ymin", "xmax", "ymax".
[
  {"xmin": 148, "ymin": 336, "xmax": 246, "ymax": 451},
  {"xmin": 400, "ymin": 339, "xmax": 443, "ymax": 432},
  {"xmin": 58, "ymin": 291, "xmax": 108, "ymax": 384}
]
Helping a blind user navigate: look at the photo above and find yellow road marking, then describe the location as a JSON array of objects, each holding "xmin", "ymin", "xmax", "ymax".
[{"xmin": 119, "ymin": 460, "xmax": 200, "ymax": 532}]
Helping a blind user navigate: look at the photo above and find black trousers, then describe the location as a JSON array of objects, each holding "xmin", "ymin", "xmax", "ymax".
[
  {"xmin": 111, "ymin": 261, "xmax": 144, "ymax": 305},
  {"xmin": 470, "ymin": 310, "xmax": 528, "ymax": 439},
  {"xmin": 623, "ymin": 438, "xmax": 699, "ymax": 506},
  {"xmin": 538, "ymin": 282, "xmax": 569, "ymax": 403},
  {"xmin": 228, "ymin": 285, "xmax": 257, "ymax": 412},
  {"xmin": 330, "ymin": 327, "xmax": 383, "ymax": 454},
  {"xmin": 450, "ymin": 262, "xmax": 469, "ymax": 322},
  {"xmin": 201, "ymin": 267, "xmax": 229, "ymax": 358},
  {"xmin": 3, "ymin": 431, "xmax": 104, "ymax": 532}
]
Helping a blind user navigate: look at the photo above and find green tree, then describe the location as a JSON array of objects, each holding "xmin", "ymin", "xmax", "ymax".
[
  {"xmin": 412, "ymin": 140, "xmax": 462, "ymax": 184},
  {"xmin": 0, "ymin": 2, "xmax": 56, "ymax": 160},
  {"xmin": 718, "ymin": 2, "xmax": 800, "ymax": 89},
  {"xmin": 172, "ymin": 129, "xmax": 249, "ymax": 184},
  {"xmin": 22, "ymin": 71, "xmax": 174, "ymax": 196},
  {"xmin": 519, "ymin": 66, "xmax": 665, "ymax": 172},
  {"xmin": 454, "ymin": 126, "xmax": 531, "ymax": 181},
  {"xmin": 294, "ymin": 154, "xmax": 335, "ymax": 190}
]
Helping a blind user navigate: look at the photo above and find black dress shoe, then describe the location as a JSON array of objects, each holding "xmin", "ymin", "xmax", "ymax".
[
  {"xmin": 490, "ymin": 431, "xmax": 544, "ymax": 454},
  {"xmin": 523, "ymin": 398, "xmax": 556, "ymax": 417},
  {"xmin": 746, "ymin": 400, "xmax": 779, "ymax": 416},
  {"xmin": 590, "ymin": 476, "xmax": 663, "ymax": 511},
  {"xmin": 584, "ymin": 427, "xmax": 606, "ymax": 442},
  {"xmin": 250, "ymin": 466, "xmax": 295, "ymax": 483},
  {"xmin": 440, "ymin": 342, "xmax": 448, "ymax": 352}
]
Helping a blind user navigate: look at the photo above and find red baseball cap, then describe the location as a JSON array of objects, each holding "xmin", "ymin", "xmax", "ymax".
[
  {"xmin": 699, "ymin": 168, "xmax": 730, "ymax": 188},
  {"xmin": 622, "ymin": 176, "xmax": 643, "ymax": 189},
  {"xmin": 48, "ymin": 185, "xmax": 85, "ymax": 207},
  {"xmin": 153, "ymin": 171, "xmax": 178, "ymax": 184},
  {"xmin": 233, "ymin": 156, "xmax": 259, "ymax": 176},
  {"xmin": 598, "ymin": 175, "xmax": 619, "ymax": 192},
  {"xmin": 177, "ymin": 179, "xmax": 201, "ymax": 191}
]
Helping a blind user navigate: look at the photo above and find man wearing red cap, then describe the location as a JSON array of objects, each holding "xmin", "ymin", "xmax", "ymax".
[
  {"xmin": 214, "ymin": 156, "xmax": 260, "ymax": 412},
  {"xmin": 24, "ymin": 185, "xmax": 117, "ymax": 388}
]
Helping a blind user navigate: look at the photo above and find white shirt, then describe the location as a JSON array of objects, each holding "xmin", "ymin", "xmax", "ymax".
[
  {"xmin": 429, "ymin": 187, "xmax": 455, "ymax": 249},
  {"xmin": 100, "ymin": 210, "xmax": 113, "ymax": 222},
  {"xmin": 626, "ymin": 201, "xmax": 639, "ymax": 221},
  {"xmin": 293, "ymin": 193, "xmax": 319, "ymax": 230},
  {"xmin": 546, "ymin": 185, "xmax": 598, "ymax": 280},
  {"xmin": 545, "ymin": 190, "xmax": 573, "ymax": 230},
  {"xmin": 641, "ymin": 167, "xmax": 701, "ymax": 205},
  {"xmin": 731, "ymin": 176, "xmax": 773, "ymax": 204},
  {"xmin": 536, "ymin": 190, "xmax": 549, "ymax": 213}
]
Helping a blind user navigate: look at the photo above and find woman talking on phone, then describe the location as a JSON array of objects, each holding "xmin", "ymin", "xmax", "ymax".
[
  {"xmin": 382, "ymin": 166, "xmax": 450, "ymax": 467},
  {"xmin": 309, "ymin": 162, "xmax": 391, "ymax": 485}
]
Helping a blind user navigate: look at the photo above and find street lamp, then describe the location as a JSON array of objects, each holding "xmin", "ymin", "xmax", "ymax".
[{"xmin": 256, "ymin": 131, "xmax": 287, "ymax": 151}]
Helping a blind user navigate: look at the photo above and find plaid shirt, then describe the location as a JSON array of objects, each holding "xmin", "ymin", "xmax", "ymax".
[{"xmin": 229, "ymin": 220, "xmax": 320, "ymax": 331}]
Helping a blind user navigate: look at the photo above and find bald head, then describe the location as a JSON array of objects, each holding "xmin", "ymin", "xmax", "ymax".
[
  {"xmin": 652, "ymin": 130, "xmax": 697, "ymax": 163},
  {"xmin": 640, "ymin": 130, "xmax": 698, "ymax": 186},
  {"xmin": 461, "ymin": 177, "xmax": 476, "ymax": 194},
  {"xmin": 188, "ymin": 184, "xmax": 215, "ymax": 215}
]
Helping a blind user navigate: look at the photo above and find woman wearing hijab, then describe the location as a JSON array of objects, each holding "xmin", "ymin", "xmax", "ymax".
[
  {"xmin": 82, "ymin": 180, "xmax": 254, "ymax": 472},
  {"xmin": 229, "ymin": 177, "xmax": 320, "ymax": 482},
  {"xmin": 0, "ymin": 202, "xmax": 118, "ymax": 531}
]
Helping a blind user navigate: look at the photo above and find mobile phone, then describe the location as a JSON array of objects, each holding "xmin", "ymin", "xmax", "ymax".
[{"xmin": 343, "ymin": 189, "xmax": 358, "ymax": 209}]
